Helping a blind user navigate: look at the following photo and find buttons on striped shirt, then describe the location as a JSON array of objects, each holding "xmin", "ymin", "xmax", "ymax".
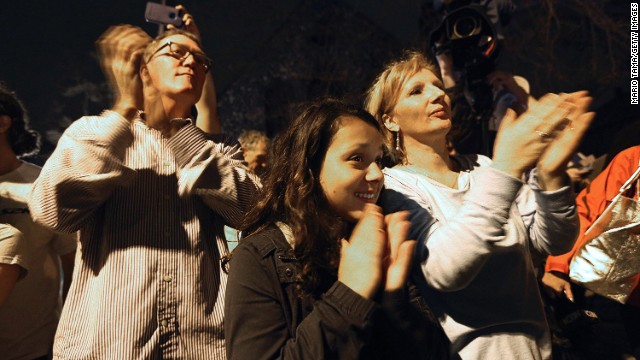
[
  {"xmin": 161, "ymin": 319, "xmax": 168, "ymax": 327},
  {"xmin": 163, "ymin": 275, "xmax": 172, "ymax": 282}
]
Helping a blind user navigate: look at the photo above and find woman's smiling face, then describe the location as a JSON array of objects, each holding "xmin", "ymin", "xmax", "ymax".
[{"xmin": 319, "ymin": 115, "xmax": 385, "ymax": 222}]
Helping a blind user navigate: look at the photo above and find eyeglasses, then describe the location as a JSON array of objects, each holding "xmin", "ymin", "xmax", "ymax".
[{"xmin": 146, "ymin": 41, "xmax": 212, "ymax": 73}]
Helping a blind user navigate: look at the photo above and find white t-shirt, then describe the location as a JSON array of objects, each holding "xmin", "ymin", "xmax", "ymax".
[
  {"xmin": 0, "ymin": 162, "xmax": 77, "ymax": 360},
  {"xmin": 381, "ymin": 154, "xmax": 578, "ymax": 360}
]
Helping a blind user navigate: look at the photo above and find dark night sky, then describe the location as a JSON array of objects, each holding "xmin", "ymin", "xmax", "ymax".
[
  {"xmin": 0, "ymin": 1, "xmax": 634, "ymax": 160},
  {"xmin": 0, "ymin": 0, "xmax": 422, "ymax": 122}
]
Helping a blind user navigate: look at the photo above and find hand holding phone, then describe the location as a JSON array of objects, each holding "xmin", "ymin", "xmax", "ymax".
[{"xmin": 145, "ymin": 2, "xmax": 183, "ymax": 28}]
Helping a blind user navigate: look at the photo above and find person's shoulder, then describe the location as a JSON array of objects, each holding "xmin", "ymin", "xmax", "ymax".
[
  {"xmin": 72, "ymin": 110, "xmax": 120, "ymax": 125},
  {"xmin": 227, "ymin": 225, "xmax": 285, "ymax": 277},
  {"xmin": 453, "ymin": 153, "xmax": 492, "ymax": 170},
  {"xmin": 599, "ymin": 145, "xmax": 640, "ymax": 182},
  {"xmin": 65, "ymin": 111, "xmax": 130, "ymax": 133},
  {"xmin": 613, "ymin": 145, "xmax": 640, "ymax": 163},
  {"xmin": 0, "ymin": 224, "xmax": 28, "ymax": 270},
  {"xmin": 57, "ymin": 111, "xmax": 134, "ymax": 147},
  {"xmin": 17, "ymin": 162, "xmax": 41, "ymax": 179},
  {"xmin": 474, "ymin": 153, "xmax": 492, "ymax": 165},
  {"xmin": 0, "ymin": 162, "xmax": 40, "ymax": 182},
  {"xmin": 236, "ymin": 225, "xmax": 285, "ymax": 258},
  {"xmin": 383, "ymin": 167, "xmax": 422, "ymax": 193},
  {"xmin": 0, "ymin": 223, "xmax": 24, "ymax": 242},
  {"xmin": 384, "ymin": 166, "xmax": 419, "ymax": 181}
]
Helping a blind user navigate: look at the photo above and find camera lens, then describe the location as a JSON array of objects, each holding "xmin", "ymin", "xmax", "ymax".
[
  {"xmin": 169, "ymin": 12, "xmax": 176, "ymax": 19},
  {"xmin": 453, "ymin": 16, "xmax": 480, "ymax": 38}
]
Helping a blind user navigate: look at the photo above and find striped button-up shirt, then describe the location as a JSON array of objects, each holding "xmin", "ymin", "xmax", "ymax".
[{"xmin": 28, "ymin": 111, "xmax": 260, "ymax": 359}]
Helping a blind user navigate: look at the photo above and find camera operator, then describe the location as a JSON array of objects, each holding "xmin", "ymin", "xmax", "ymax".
[{"xmin": 429, "ymin": 0, "xmax": 528, "ymax": 156}]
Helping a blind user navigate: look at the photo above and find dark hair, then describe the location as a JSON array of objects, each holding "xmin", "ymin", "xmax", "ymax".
[
  {"xmin": 0, "ymin": 83, "xmax": 41, "ymax": 157},
  {"xmin": 244, "ymin": 98, "xmax": 383, "ymax": 298}
]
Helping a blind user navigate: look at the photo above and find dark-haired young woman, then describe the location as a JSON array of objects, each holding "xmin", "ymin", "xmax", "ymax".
[{"xmin": 224, "ymin": 98, "xmax": 449, "ymax": 359}]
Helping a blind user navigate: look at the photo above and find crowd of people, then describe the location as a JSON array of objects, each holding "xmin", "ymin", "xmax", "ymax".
[{"xmin": 1, "ymin": 5, "xmax": 638, "ymax": 360}]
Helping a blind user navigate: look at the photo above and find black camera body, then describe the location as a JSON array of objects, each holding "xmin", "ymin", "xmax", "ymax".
[{"xmin": 429, "ymin": 4, "xmax": 500, "ymax": 113}]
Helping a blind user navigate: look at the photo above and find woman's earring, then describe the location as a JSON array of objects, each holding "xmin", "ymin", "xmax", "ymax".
[{"xmin": 395, "ymin": 131, "xmax": 401, "ymax": 152}]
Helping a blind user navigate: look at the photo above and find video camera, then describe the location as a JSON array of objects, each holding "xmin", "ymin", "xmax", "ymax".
[{"xmin": 429, "ymin": 3, "xmax": 501, "ymax": 113}]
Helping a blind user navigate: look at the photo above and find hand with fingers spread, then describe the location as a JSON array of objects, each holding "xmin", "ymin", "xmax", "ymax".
[
  {"xmin": 537, "ymin": 91, "xmax": 595, "ymax": 190},
  {"xmin": 491, "ymin": 93, "xmax": 579, "ymax": 179},
  {"xmin": 96, "ymin": 25, "xmax": 152, "ymax": 119},
  {"xmin": 338, "ymin": 205, "xmax": 416, "ymax": 299}
]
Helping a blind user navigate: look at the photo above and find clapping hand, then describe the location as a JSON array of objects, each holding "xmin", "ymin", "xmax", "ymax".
[
  {"xmin": 338, "ymin": 204, "xmax": 416, "ymax": 299},
  {"xmin": 486, "ymin": 71, "xmax": 529, "ymax": 114},
  {"xmin": 96, "ymin": 25, "xmax": 152, "ymax": 119},
  {"xmin": 383, "ymin": 211, "xmax": 416, "ymax": 291},
  {"xmin": 491, "ymin": 91, "xmax": 594, "ymax": 190},
  {"xmin": 536, "ymin": 91, "xmax": 594, "ymax": 190}
]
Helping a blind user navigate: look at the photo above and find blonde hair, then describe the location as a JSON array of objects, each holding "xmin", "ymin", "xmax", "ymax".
[{"xmin": 364, "ymin": 51, "xmax": 439, "ymax": 164}]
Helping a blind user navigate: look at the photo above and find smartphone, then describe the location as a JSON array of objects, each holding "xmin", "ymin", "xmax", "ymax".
[{"xmin": 145, "ymin": 2, "xmax": 183, "ymax": 27}]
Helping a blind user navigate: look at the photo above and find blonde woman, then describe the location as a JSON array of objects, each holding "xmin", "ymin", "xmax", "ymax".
[{"xmin": 365, "ymin": 51, "xmax": 594, "ymax": 360}]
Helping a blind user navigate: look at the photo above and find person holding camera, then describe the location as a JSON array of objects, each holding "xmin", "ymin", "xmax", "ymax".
[
  {"xmin": 436, "ymin": 48, "xmax": 530, "ymax": 151},
  {"xmin": 366, "ymin": 51, "xmax": 594, "ymax": 359},
  {"xmin": 428, "ymin": 0, "xmax": 528, "ymax": 156},
  {"xmin": 28, "ymin": 9, "xmax": 260, "ymax": 360}
]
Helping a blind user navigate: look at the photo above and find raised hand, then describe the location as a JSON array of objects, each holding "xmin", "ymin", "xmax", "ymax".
[
  {"xmin": 491, "ymin": 93, "xmax": 576, "ymax": 179},
  {"xmin": 338, "ymin": 205, "xmax": 417, "ymax": 299},
  {"xmin": 537, "ymin": 91, "xmax": 595, "ymax": 190},
  {"xmin": 486, "ymin": 71, "xmax": 530, "ymax": 114},
  {"xmin": 338, "ymin": 204, "xmax": 387, "ymax": 299},
  {"xmin": 96, "ymin": 25, "xmax": 152, "ymax": 119},
  {"xmin": 383, "ymin": 211, "xmax": 416, "ymax": 292},
  {"xmin": 434, "ymin": 50, "xmax": 457, "ymax": 89},
  {"xmin": 167, "ymin": 5, "xmax": 201, "ymax": 39},
  {"xmin": 167, "ymin": 5, "xmax": 222, "ymax": 134}
]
